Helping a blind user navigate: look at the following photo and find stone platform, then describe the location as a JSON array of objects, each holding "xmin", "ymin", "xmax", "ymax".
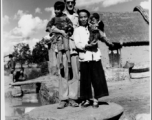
[{"xmin": 24, "ymin": 102, "xmax": 123, "ymax": 120}]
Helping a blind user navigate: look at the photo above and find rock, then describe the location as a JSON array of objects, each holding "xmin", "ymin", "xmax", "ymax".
[
  {"xmin": 11, "ymin": 86, "xmax": 23, "ymax": 97},
  {"xmin": 135, "ymin": 113, "xmax": 150, "ymax": 120},
  {"xmin": 23, "ymin": 102, "xmax": 124, "ymax": 120},
  {"xmin": 39, "ymin": 76, "xmax": 60, "ymax": 105}
]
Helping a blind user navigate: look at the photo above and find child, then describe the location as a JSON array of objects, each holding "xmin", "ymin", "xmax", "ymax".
[
  {"xmin": 88, "ymin": 13, "xmax": 113, "ymax": 47},
  {"xmin": 46, "ymin": 1, "xmax": 73, "ymax": 69}
]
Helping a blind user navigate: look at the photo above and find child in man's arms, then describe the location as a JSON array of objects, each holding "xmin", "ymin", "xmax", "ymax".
[{"xmin": 46, "ymin": 1, "xmax": 73, "ymax": 69}]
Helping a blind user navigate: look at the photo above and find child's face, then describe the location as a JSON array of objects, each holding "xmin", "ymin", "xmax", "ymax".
[
  {"xmin": 55, "ymin": 9, "xmax": 62, "ymax": 17},
  {"xmin": 89, "ymin": 17, "xmax": 99, "ymax": 30},
  {"xmin": 91, "ymin": 17, "xmax": 98, "ymax": 24}
]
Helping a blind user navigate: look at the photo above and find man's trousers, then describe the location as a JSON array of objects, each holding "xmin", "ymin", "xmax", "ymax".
[{"xmin": 59, "ymin": 53, "xmax": 80, "ymax": 100}]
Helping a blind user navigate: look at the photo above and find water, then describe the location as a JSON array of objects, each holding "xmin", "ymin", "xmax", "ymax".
[
  {"xmin": 5, "ymin": 93, "xmax": 42, "ymax": 117},
  {"xmin": 4, "ymin": 75, "xmax": 54, "ymax": 119}
]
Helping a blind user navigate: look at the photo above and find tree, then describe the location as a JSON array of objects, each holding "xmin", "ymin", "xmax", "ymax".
[
  {"xmin": 12, "ymin": 43, "xmax": 31, "ymax": 68},
  {"xmin": 32, "ymin": 38, "xmax": 49, "ymax": 64}
]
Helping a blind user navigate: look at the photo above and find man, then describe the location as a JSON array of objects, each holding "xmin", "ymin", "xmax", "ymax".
[
  {"xmin": 14, "ymin": 67, "xmax": 27, "ymax": 82},
  {"xmin": 7, "ymin": 54, "xmax": 16, "ymax": 82},
  {"xmin": 49, "ymin": 0, "xmax": 79, "ymax": 109}
]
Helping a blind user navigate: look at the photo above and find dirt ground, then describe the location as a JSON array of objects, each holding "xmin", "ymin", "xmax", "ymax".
[
  {"xmin": 4, "ymin": 75, "xmax": 150, "ymax": 120},
  {"xmin": 101, "ymin": 77, "xmax": 150, "ymax": 120}
]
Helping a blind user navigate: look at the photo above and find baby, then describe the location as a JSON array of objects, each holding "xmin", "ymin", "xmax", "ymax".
[{"xmin": 88, "ymin": 13, "xmax": 113, "ymax": 46}]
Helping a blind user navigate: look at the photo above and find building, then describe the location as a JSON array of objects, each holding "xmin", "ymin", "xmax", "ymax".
[{"xmin": 98, "ymin": 6, "xmax": 149, "ymax": 69}]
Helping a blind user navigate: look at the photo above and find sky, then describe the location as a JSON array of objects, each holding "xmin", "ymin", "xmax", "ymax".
[{"xmin": 2, "ymin": 0, "xmax": 150, "ymax": 56}]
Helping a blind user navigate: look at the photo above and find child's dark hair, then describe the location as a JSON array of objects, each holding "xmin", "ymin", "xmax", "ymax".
[
  {"xmin": 91, "ymin": 13, "xmax": 100, "ymax": 21},
  {"xmin": 54, "ymin": 1, "xmax": 65, "ymax": 11}
]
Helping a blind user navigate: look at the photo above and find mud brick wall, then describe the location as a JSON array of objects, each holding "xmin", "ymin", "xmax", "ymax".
[
  {"xmin": 105, "ymin": 68, "xmax": 130, "ymax": 81},
  {"xmin": 121, "ymin": 46, "xmax": 149, "ymax": 68}
]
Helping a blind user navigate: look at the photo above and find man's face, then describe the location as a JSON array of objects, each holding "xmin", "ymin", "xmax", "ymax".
[
  {"xmin": 65, "ymin": 0, "xmax": 75, "ymax": 11},
  {"xmin": 79, "ymin": 12, "xmax": 89, "ymax": 26}
]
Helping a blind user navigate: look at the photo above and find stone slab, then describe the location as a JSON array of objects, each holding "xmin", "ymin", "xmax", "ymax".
[
  {"xmin": 10, "ymin": 75, "xmax": 59, "ymax": 86},
  {"xmin": 24, "ymin": 102, "xmax": 123, "ymax": 120}
]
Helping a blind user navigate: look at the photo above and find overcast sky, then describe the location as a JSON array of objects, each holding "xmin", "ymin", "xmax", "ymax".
[{"xmin": 2, "ymin": 0, "xmax": 150, "ymax": 55}]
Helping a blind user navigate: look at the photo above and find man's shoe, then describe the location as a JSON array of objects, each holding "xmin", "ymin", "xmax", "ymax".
[
  {"xmin": 57, "ymin": 101, "xmax": 68, "ymax": 109},
  {"xmin": 69, "ymin": 100, "xmax": 79, "ymax": 107}
]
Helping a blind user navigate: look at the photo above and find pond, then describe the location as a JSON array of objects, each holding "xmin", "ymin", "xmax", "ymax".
[{"xmin": 5, "ymin": 83, "xmax": 51, "ymax": 119}]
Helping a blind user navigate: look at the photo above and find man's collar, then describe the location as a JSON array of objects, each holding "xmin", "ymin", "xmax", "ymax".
[{"xmin": 64, "ymin": 8, "xmax": 78, "ymax": 16}]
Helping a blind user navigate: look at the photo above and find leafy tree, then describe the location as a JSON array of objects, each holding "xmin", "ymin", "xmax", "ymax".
[
  {"xmin": 32, "ymin": 38, "xmax": 49, "ymax": 64},
  {"xmin": 12, "ymin": 43, "xmax": 31, "ymax": 68}
]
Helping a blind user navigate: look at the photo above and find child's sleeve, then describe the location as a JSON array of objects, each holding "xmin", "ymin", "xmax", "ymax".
[
  {"xmin": 98, "ymin": 30, "xmax": 113, "ymax": 46},
  {"xmin": 46, "ymin": 17, "xmax": 55, "ymax": 32},
  {"xmin": 98, "ymin": 21, "xmax": 104, "ymax": 32},
  {"xmin": 98, "ymin": 21, "xmax": 106, "ymax": 40}
]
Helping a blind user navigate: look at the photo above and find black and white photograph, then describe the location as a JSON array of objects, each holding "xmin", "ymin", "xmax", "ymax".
[{"xmin": 1, "ymin": 0, "xmax": 151, "ymax": 120}]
